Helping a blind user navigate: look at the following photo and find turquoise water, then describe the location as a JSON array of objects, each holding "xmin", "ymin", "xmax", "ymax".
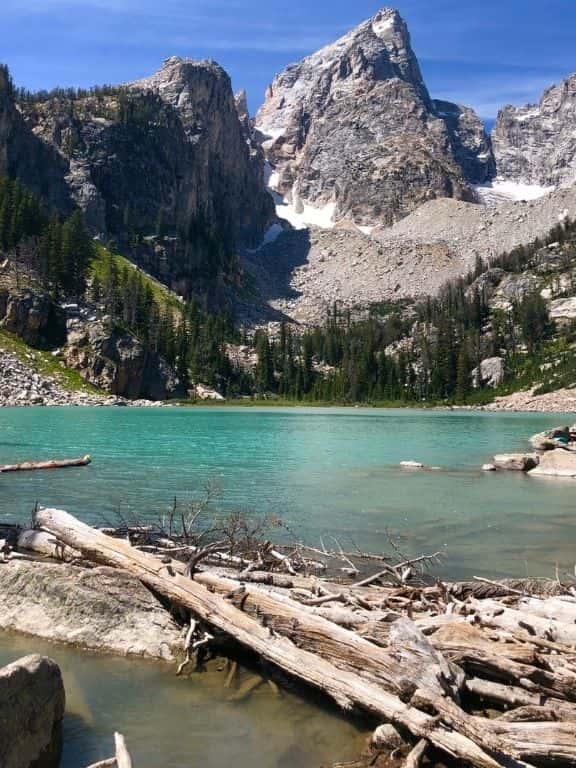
[{"xmin": 1, "ymin": 406, "xmax": 575, "ymax": 579}]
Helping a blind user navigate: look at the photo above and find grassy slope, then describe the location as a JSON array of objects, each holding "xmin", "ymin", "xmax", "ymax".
[
  {"xmin": 91, "ymin": 245, "xmax": 184, "ymax": 318},
  {"xmin": 0, "ymin": 327, "xmax": 101, "ymax": 394}
]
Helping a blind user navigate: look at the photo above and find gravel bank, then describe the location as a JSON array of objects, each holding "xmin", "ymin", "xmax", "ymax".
[
  {"xmin": 0, "ymin": 348, "xmax": 162, "ymax": 407},
  {"xmin": 483, "ymin": 387, "xmax": 576, "ymax": 413}
]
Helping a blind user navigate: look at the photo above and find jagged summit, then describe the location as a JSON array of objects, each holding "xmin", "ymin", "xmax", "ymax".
[
  {"xmin": 255, "ymin": 7, "xmax": 493, "ymax": 231},
  {"xmin": 492, "ymin": 73, "xmax": 576, "ymax": 190}
]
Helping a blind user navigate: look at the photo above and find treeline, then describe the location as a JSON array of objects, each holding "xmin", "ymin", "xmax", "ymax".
[
  {"xmin": 15, "ymin": 84, "xmax": 120, "ymax": 104},
  {"xmin": 245, "ymin": 217, "xmax": 576, "ymax": 404},
  {"xmin": 92, "ymin": 254, "xmax": 247, "ymax": 395},
  {"xmin": 0, "ymin": 176, "xmax": 94, "ymax": 295}
]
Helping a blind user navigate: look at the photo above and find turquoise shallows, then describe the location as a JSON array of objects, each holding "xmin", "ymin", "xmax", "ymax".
[{"xmin": 1, "ymin": 406, "xmax": 574, "ymax": 579}]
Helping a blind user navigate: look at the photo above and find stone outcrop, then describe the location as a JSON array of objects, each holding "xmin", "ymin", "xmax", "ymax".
[
  {"xmin": 255, "ymin": 7, "xmax": 492, "ymax": 229},
  {"xmin": 64, "ymin": 322, "xmax": 181, "ymax": 401},
  {"xmin": 0, "ymin": 290, "xmax": 66, "ymax": 348},
  {"xmin": 471, "ymin": 357, "xmax": 505, "ymax": 389},
  {"xmin": 0, "ymin": 560, "xmax": 184, "ymax": 660},
  {"xmin": 529, "ymin": 448, "xmax": 576, "ymax": 478},
  {"xmin": 492, "ymin": 453, "xmax": 539, "ymax": 472},
  {"xmin": 492, "ymin": 73, "xmax": 576, "ymax": 189},
  {"xmin": 0, "ymin": 654, "xmax": 65, "ymax": 768}
]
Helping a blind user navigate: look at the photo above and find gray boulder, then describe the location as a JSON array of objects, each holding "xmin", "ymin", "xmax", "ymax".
[
  {"xmin": 529, "ymin": 449, "xmax": 576, "ymax": 478},
  {"xmin": 493, "ymin": 453, "xmax": 539, "ymax": 472},
  {"xmin": 0, "ymin": 560, "xmax": 184, "ymax": 661},
  {"xmin": 472, "ymin": 357, "xmax": 505, "ymax": 389},
  {"xmin": 0, "ymin": 654, "xmax": 65, "ymax": 768},
  {"xmin": 0, "ymin": 290, "xmax": 66, "ymax": 348}
]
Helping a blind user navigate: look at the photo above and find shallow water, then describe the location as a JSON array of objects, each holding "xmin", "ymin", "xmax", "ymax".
[
  {"xmin": 1, "ymin": 406, "xmax": 575, "ymax": 579},
  {"xmin": 0, "ymin": 632, "xmax": 366, "ymax": 767}
]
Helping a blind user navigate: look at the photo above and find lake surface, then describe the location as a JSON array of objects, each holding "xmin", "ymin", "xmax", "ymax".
[
  {"xmin": 1, "ymin": 406, "xmax": 576, "ymax": 767},
  {"xmin": 1, "ymin": 406, "xmax": 575, "ymax": 579}
]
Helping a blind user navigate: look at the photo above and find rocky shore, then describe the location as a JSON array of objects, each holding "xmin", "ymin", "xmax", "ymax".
[
  {"xmin": 0, "ymin": 348, "xmax": 164, "ymax": 407},
  {"xmin": 483, "ymin": 386, "xmax": 576, "ymax": 413}
]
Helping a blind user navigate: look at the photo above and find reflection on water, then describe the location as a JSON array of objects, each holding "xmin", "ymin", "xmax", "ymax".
[{"xmin": 0, "ymin": 633, "xmax": 366, "ymax": 768}]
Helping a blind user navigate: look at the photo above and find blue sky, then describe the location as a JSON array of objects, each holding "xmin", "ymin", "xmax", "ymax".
[{"xmin": 2, "ymin": 0, "xmax": 574, "ymax": 123}]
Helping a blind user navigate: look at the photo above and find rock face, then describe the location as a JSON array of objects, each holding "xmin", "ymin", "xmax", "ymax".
[
  {"xmin": 0, "ymin": 290, "xmax": 66, "ymax": 348},
  {"xmin": 492, "ymin": 73, "xmax": 576, "ymax": 189},
  {"xmin": 255, "ymin": 7, "xmax": 492, "ymax": 228},
  {"xmin": 0, "ymin": 654, "xmax": 65, "ymax": 768},
  {"xmin": 64, "ymin": 322, "xmax": 181, "ymax": 400},
  {"xmin": 0, "ymin": 560, "xmax": 184, "ymax": 660},
  {"xmin": 4, "ymin": 58, "xmax": 273, "ymax": 299},
  {"xmin": 0, "ymin": 68, "xmax": 71, "ymax": 214}
]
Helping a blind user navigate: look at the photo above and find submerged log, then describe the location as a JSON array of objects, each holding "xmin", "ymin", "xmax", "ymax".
[
  {"xmin": 0, "ymin": 455, "xmax": 91, "ymax": 473},
  {"xmin": 37, "ymin": 507, "xmax": 534, "ymax": 768}
]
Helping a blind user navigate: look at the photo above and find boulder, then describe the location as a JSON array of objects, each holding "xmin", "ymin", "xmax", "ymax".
[
  {"xmin": 0, "ymin": 654, "xmax": 65, "ymax": 768},
  {"xmin": 0, "ymin": 290, "xmax": 66, "ymax": 348},
  {"xmin": 493, "ymin": 453, "xmax": 539, "ymax": 472},
  {"xmin": 472, "ymin": 357, "xmax": 505, "ymax": 389},
  {"xmin": 530, "ymin": 427, "xmax": 570, "ymax": 451},
  {"xmin": 482, "ymin": 463, "xmax": 497, "ymax": 472},
  {"xmin": 550, "ymin": 297, "xmax": 576, "ymax": 321},
  {"xmin": 529, "ymin": 449, "xmax": 576, "ymax": 478},
  {"xmin": 192, "ymin": 383, "xmax": 225, "ymax": 401},
  {"xmin": 0, "ymin": 560, "xmax": 184, "ymax": 660}
]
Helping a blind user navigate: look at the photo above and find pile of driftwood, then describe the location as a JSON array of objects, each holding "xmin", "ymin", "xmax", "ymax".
[{"xmin": 10, "ymin": 507, "xmax": 576, "ymax": 768}]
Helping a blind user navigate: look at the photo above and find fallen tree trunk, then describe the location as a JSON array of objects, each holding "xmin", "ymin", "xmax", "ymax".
[
  {"xmin": 36, "ymin": 507, "xmax": 533, "ymax": 768},
  {"xmin": 17, "ymin": 529, "xmax": 81, "ymax": 562},
  {"xmin": 0, "ymin": 455, "xmax": 91, "ymax": 473}
]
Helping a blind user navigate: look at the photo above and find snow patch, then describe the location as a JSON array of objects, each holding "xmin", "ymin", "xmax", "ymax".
[
  {"xmin": 516, "ymin": 108, "xmax": 541, "ymax": 123},
  {"xmin": 264, "ymin": 161, "xmax": 336, "ymax": 230},
  {"xmin": 357, "ymin": 225, "xmax": 374, "ymax": 236},
  {"xmin": 475, "ymin": 179, "xmax": 555, "ymax": 205},
  {"xmin": 276, "ymin": 196, "xmax": 337, "ymax": 230},
  {"xmin": 372, "ymin": 16, "xmax": 395, "ymax": 37}
]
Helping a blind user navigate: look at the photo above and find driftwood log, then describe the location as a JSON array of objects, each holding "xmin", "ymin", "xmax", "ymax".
[
  {"xmin": 37, "ymin": 507, "xmax": 576, "ymax": 768},
  {"xmin": 84, "ymin": 732, "xmax": 132, "ymax": 768},
  {"xmin": 0, "ymin": 455, "xmax": 91, "ymax": 473}
]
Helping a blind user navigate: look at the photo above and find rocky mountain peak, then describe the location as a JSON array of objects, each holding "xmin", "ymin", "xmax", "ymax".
[
  {"xmin": 234, "ymin": 89, "xmax": 251, "ymax": 138},
  {"xmin": 255, "ymin": 7, "xmax": 491, "ymax": 230},
  {"xmin": 492, "ymin": 73, "xmax": 576, "ymax": 190}
]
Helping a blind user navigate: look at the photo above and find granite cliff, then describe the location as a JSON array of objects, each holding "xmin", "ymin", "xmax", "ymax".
[
  {"xmin": 255, "ymin": 8, "xmax": 493, "ymax": 229},
  {"xmin": 492, "ymin": 73, "xmax": 576, "ymax": 190},
  {"xmin": 3, "ymin": 58, "xmax": 274, "ymax": 301}
]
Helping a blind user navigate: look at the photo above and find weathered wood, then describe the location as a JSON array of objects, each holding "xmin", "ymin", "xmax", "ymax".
[
  {"xmin": 114, "ymin": 732, "xmax": 132, "ymax": 768},
  {"xmin": 0, "ymin": 455, "xmax": 91, "ymax": 473},
  {"xmin": 404, "ymin": 739, "xmax": 427, "ymax": 768},
  {"xmin": 37, "ymin": 508, "xmax": 532, "ymax": 768},
  {"xmin": 17, "ymin": 529, "xmax": 81, "ymax": 562},
  {"xmin": 470, "ymin": 598, "xmax": 576, "ymax": 647}
]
